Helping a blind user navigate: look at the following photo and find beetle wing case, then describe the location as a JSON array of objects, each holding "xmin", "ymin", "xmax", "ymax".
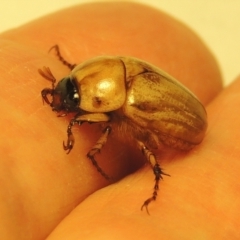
[{"xmin": 121, "ymin": 57, "xmax": 207, "ymax": 150}]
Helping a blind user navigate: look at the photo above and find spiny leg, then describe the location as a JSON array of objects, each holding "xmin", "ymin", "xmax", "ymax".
[
  {"xmin": 87, "ymin": 126, "xmax": 112, "ymax": 180},
  {"xmin": 63, "ymin": 113, "xmax": 110, "ymax": 154},
  {"xmin": 49, "ymin": 45, "xmax": 76, "ymax": 70},
  {"xmin": 138, "ymin": 141, "xmax": 170, "ymax": 214},
  {"xmin": 63, "ymin": 118, "xmax": 81, "ymax": 154}
]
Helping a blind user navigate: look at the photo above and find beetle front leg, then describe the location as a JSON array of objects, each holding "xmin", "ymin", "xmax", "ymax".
[
  {"xmin": 138, "ymin": 141, "xmax": 170, "ymax": 214},
  {"xmin": 63, "ymin": 113, "xmax": 110, "ymax": 154},
  {"xmin": 87, "ymin": 126, "xmax": 111, "ymax": 180},
  {"xmin": 63, "ymin": 118, "xmax": 79, "ymax": 154},
  {"xmin": 49, "ymin": 45, "xmax": 76, "ymax": 70}
]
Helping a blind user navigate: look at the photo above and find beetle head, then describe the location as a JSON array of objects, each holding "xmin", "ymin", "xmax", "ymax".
[
  {"xmin": 49, "ymin": 77, "xmax": 80, "ymax": 112},
  {"xmin": 39, "ymin": 66, "xmax": 80, "ymax": 113},
  {"xmin": 41, "ymin": 79, "xmax": 79, "ymax": 115}
]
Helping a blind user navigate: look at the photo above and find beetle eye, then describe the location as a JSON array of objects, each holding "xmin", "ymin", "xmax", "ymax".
[
  {"xmin": 73, "ymin": 92, "xmax": 79, "ymax": 101},
  {"xmin": 65, "ymin": 79, "xmax": 80, "ymax": 106},
  {"xmin": 69, "ymin": 91, "xmax": 79, "ymax": 104}
]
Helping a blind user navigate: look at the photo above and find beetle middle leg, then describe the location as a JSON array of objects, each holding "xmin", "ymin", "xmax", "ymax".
[
  {"xmin": 63, "ymin": 112, "xmax": 110, "ymax": 153},
  {"xmin": 138, "ymin": 141, "xmax": 170, "ymax": 214},
  {"xmin": 87, "ymin": 126, "xmax": 112, "ymax": 180},
  {"xmin": 63, "ymin": 113, "xmax": 111, "ymax": 179}
]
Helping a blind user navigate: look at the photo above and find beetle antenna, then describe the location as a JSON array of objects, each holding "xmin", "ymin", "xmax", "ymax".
[
  {"xmin": 38, "ymin": 66, "xmax": 56, "ymax": 90},
  {"xmin": 49, "ymin": 45, "xmax": 76, "ymax": 70}
]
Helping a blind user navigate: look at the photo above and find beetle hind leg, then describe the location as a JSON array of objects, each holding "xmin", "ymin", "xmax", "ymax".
[
  {"xmin": 138, "ymin": 142, "xmax": 170, "ymax": 214},
  {"xmin": 87, "ymin": 126, "xmax": 112, "ymax": 180}
]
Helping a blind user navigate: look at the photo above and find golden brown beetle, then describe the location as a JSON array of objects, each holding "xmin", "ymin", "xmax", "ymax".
[{"xmin": 39, "ymin": 45, "xmax": 207, "ymax": 213}]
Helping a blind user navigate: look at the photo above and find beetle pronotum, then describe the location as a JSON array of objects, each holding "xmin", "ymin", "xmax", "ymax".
[{"xmin": 39, "ymin": 45, "xmax": 207, "ymax": 213}]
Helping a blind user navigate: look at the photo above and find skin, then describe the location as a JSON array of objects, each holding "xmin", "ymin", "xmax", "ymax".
[{"xmin": 0, "ymin": 2, "xmax": 239, "ymax": 239}]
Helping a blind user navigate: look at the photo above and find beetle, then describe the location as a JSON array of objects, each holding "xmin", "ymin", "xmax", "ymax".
[{"xmin": 39, "ymin": 45, "xmax": 207, "ymax": 213}]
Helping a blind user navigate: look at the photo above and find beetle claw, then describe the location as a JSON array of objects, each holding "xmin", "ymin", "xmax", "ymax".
[
  {"xmin": 141, "ymin": 200, "xmax": 151, "ymax": 215},
  {"xmin": 63, "ymin": 136, "xmax": 74, "ymax": 154}
]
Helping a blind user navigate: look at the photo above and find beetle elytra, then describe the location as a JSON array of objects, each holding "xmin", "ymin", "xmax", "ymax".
[{"xmin": 39, "ymin": 45, "xmax": 207, "ymax": 213}]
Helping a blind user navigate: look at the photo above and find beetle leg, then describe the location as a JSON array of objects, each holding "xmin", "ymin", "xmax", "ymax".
[
  {"xmin": 41, "ymin": 88, "xmax": 54, "ymax": 105},
  {"xmin": 49, "ymin": 45, "xmax": 76, "ymax": 70},
  {"xmin": 63, "ymin": 118, "xmax": 79, "ymax": 154},
  {"xmin": 63, "ymin": 113, "xmax": 110, "ymax": 154},
  {"xmin": 87, "ymin": 126, "xmax": 112, "ymax": 180},
  {"xmin": 63, "ymin": 122, "xmax": 111, "ymax": 179},
  {"xmin": 138, "ymin": 141, "xmax": 170, "ymax": 214}
]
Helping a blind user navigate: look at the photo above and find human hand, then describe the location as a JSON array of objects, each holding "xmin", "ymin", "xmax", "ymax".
[{"xmin": 0, "ymin": 2, "xmax": 238, "ymax": 239}]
